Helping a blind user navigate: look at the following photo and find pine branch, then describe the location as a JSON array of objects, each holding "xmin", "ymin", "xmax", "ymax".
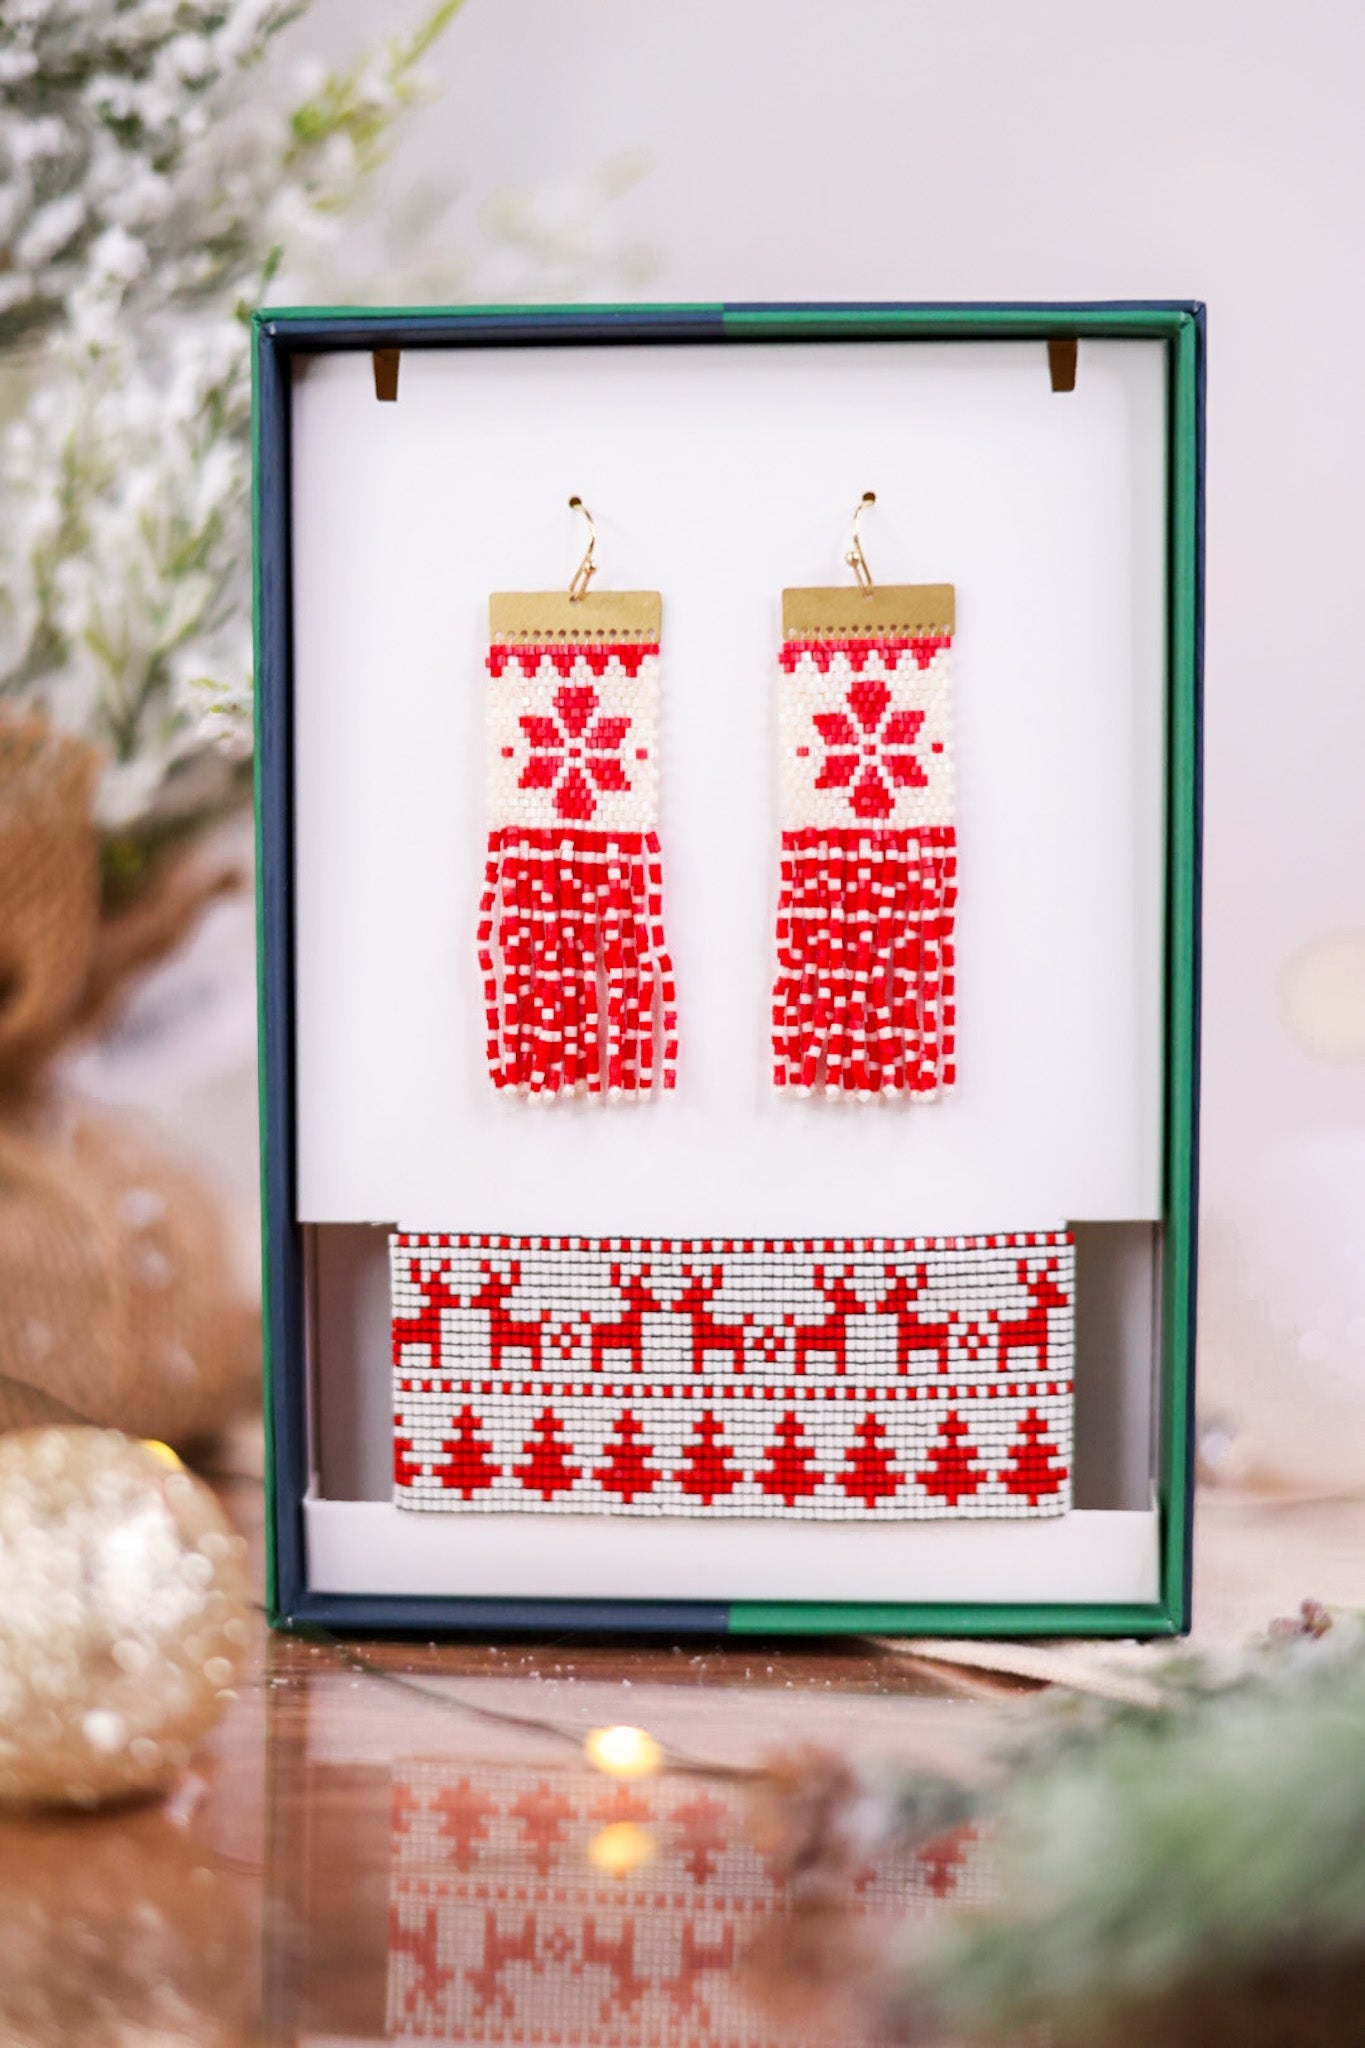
[{"xmin": 878, "ymin": 1616, "xmax": 1365, "ymax": 2044}]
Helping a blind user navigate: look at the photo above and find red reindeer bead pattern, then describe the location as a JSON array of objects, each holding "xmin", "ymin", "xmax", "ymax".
[
  {"xmin": 391, "ymin": 1231, "xmax": 1074, "ymax": 1520},
  {"xmin": 479, "ymin": 642, "xmax": 678, "ymax": 1096},
  {"xmin": 389, "ymin": 1754, "xmax": 995, "ymax": 2044},
  {"xmin": 773, "ymin": 634, "xmax": 956, "ymax": 1097}
]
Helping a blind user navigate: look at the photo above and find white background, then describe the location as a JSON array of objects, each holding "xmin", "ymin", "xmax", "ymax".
[{"xmin": 291, "ymin": 339, "xmax": 1166, "ymax": 1235}]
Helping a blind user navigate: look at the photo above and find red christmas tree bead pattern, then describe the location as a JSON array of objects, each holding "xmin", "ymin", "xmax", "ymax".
[
  {"xmin": 999, "ymin": 1408, "xmax": 1069, "ymax": 1504},
  {"xmin": 916, "ymin": 1411, "xmax": 985, "ymax": 1506},
  {"xmin": 673, "ymin": 1410, "xmax": 743, "ymax": 1505},
  {"xmin": 429, "ymin": 1777, "xmax": 497, "ymax": 1873},
  {"xmin": 515, "ymin": 1408, "xmax": 583, "ymax": 1499},
  {"xmin": 593, "ymin": 1408, "xmax": 659, "ymax": 1503},
  {"xmin": 435, "ymin": 1407, "xmax": 502, "ymax": 1498},
  {"xmin": 392, "ymin": 1232, "xmax": 1075, "ymax": 1521},
  {"xmin": 916, "ymin": 1823, "xmax": 980, "ymax": 1900},
  {"xmin": 393, "ymin": 1433, "xmax": 425, "ymax": 1489},
  {"xmin": 389, "ymin": 1753, "xmax": 998, "ymax": 2042},
  {"xmin": 838, "ymin": 1411, "xmax": 903, "ymax": 1507},
  {"xmin": 754, "ymin": 1411, "xmax": 824, "ymax": 1505}
]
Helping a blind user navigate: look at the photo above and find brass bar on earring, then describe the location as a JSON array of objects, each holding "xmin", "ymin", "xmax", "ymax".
[
  {"xmin": 782, "ymin": 584, "xmax": 955, "ymax": 639},
  {"xmin": 489, "ymin": 590, "xmax": 662, "ymax": 642}
]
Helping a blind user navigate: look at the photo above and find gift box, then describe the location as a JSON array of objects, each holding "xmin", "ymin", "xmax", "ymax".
[{"xmin": 254, "ymin": 302, "xmax": 1203, "ymax": 1636}]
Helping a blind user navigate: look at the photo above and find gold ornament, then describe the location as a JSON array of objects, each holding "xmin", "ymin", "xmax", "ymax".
[
  {"xmin": 0, "ymin": 1799, "xmax": 253, "ymax": 2045},
  {"xmin": 0, "ymin": 1428, "xmax": 250, "ymax": 1810}
]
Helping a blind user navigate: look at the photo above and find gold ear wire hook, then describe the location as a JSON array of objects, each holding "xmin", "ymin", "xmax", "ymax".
[
  {"xmin": 845, "ymin": 490, "xmax": 876, "ymax": 594},
  {"xmin": 567, "ymin": 495, "xmax": 597, "ymax": 601}
]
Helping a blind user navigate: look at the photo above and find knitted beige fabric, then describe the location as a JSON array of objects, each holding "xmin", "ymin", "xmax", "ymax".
[
  {"xmin": 0, "ymin": 712, "xmax": 100, "ymax": 1083},
  {"xmin": 0, "ymin": 708, "xmax": 257, "ymax": 1445}
]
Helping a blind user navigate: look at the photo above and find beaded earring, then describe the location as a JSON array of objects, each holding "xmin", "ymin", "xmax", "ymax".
[
  {"xmin": 479, "ymin": 499, "xmax": 677, "ymax": 1097},
  {"xmin": 772, "ymin": 494, "xmax": 957, "ymax": 1098}
]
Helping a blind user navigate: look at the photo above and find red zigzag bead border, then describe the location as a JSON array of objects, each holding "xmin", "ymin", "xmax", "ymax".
[{"xmin": 392, "ymin": 1232, "xmax": 1074, "ymax": 1521}]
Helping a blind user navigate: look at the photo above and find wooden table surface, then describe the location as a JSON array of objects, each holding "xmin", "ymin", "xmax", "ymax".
[{"xmin": 3, "ymin": 1461, "xmax": 1362, "ymax": 2047}]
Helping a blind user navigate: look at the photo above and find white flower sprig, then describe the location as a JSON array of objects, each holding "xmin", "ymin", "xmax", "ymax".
[{"xmin": 0, "ymin": 1, "xmax": 440, "ymax": 839}]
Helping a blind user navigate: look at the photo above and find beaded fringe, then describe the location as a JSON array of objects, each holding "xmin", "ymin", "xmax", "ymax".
[
  {"xmin": 772, "ymin": 825, "xmax": 957, "ymax": 1096},
  {"xmin": 478, "ymin": 828, "xmax": 677, "ymax": 1096},
  {"xmin": 481, "ymin": 638, "xmax": 677, "ymax": 1097}
]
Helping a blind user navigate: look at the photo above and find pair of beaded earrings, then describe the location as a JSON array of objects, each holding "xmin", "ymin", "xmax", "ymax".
[{"xmin": 478, "ymin": 495, "xmax": 956, "ymax": 1104}]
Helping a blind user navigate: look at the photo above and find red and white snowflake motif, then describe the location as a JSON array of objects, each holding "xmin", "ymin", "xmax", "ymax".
[
  {"xmin": 519, "ymin": 684, "xmax": 633, "ymax": 823},
  {"xmin": 812, "ymin": 676, "xmax": 927, "ymax": 823}
]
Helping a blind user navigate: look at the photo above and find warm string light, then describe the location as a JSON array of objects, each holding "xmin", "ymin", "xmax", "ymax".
[
  {"xmin": 582, "ymin": 1724, "xmax": 663, "ymax": 1876},
  {"xmin": 583, "ymin": 1724, "xmax": 663, "ymax": 1780},
  {"xmin": 292, "ymin": 1621, "xmax": 742, "ymax": 1784},
  {"xmin": 587, "ymin": 1820, "xmax": 655, "ymax": 1875}
]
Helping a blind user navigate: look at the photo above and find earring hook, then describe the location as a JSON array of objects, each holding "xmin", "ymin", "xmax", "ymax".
[
  {"xmin": 567, "ymin": 495, "xmax": 597, "ymax": 601},
  {"xmin": 845, "ymin": 490, "xmax": 876, "ymax": 594}
]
